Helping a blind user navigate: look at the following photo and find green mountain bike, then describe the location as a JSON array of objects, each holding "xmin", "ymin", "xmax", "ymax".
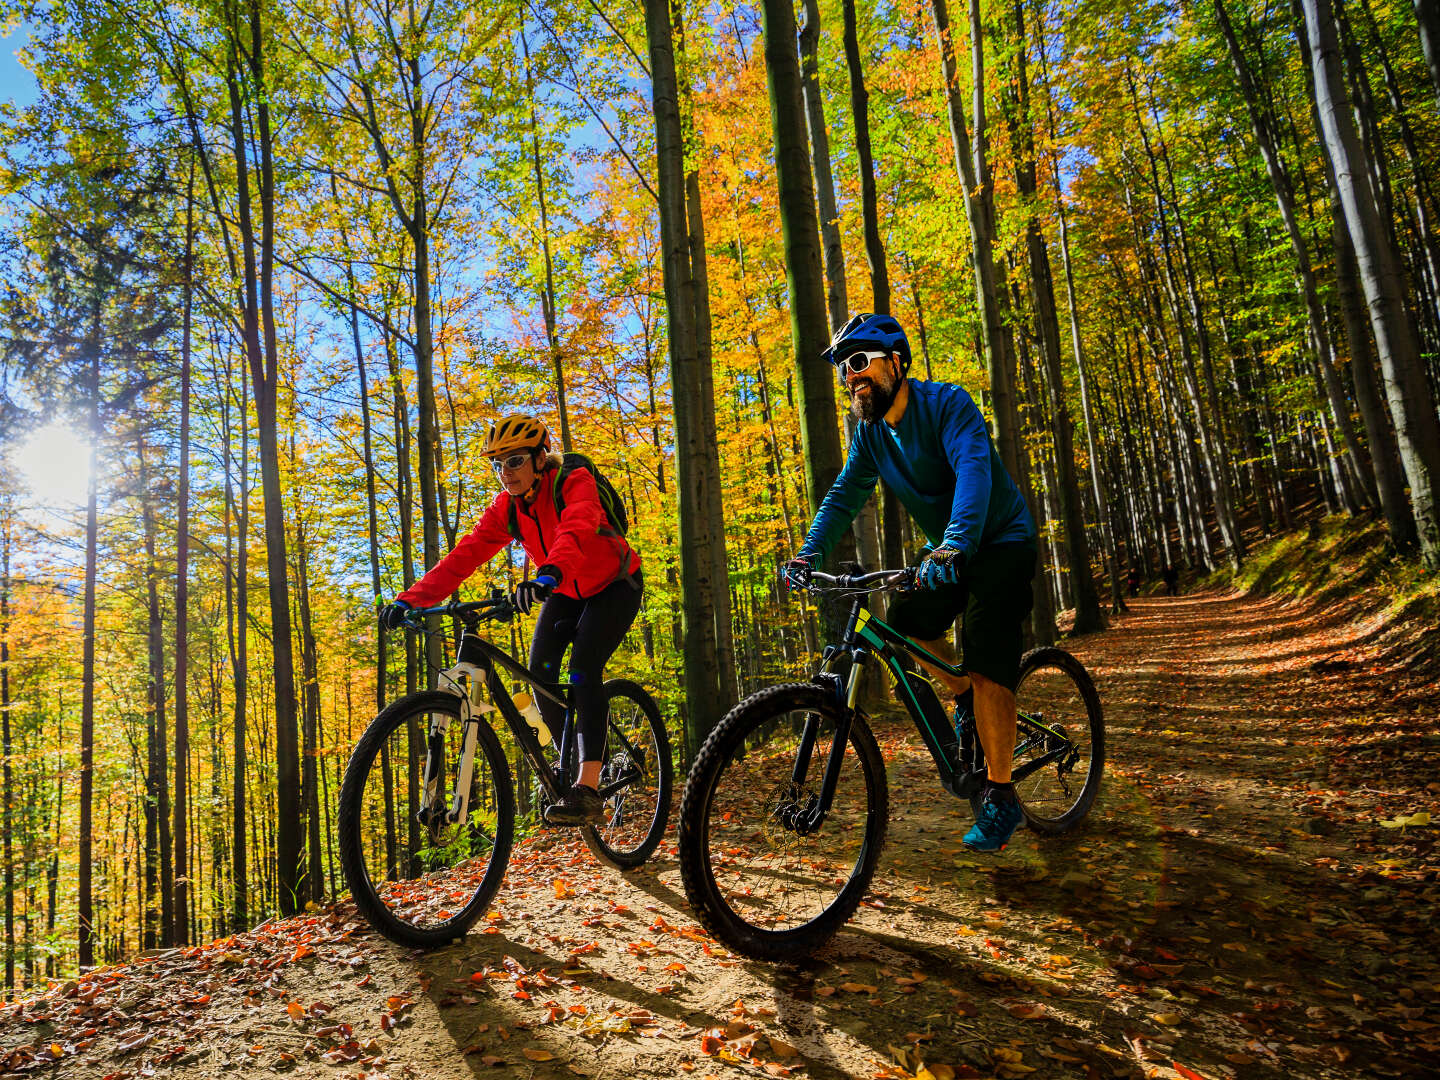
[{"xmin": 677, "ymin": 569, "xmax": 1103, "ymax": 961}]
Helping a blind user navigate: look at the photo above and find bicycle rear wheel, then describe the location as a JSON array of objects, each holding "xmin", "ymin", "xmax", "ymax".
[
  {"xmin": 338, "ymin": 691, "xmax": 515, "ymax": 948},
  {"xmin": 581, "ymin": 680, "xmax": 673, "ymax": 869},
  {"xmin": 1011, "ymin": 647, "xmax": 1104, "ymax": 834},
  {"xmin": 678, "ymin": 684, "xmax": 888, "ymax": 961}
]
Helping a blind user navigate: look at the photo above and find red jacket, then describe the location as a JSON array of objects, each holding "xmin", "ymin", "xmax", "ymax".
[{"xmin": 398, "ymin": 464, "xmax": 641, "ymax": 607}]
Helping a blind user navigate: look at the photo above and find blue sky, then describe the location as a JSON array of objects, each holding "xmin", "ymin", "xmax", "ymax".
[{"xmin": 1, "ymin": 20, "xmax": 36, "ymax": 109}]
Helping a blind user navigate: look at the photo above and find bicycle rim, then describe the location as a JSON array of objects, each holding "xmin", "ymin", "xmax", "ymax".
[
  {"xmin": 1012, "ymin": 649, "xmax": 1103, "ymax": 831},
  {"xmin": 583, "ymin": 681, "xmax": 672, "ymax": 869},
  {"xmin": 339, "ymin": 693, "xmax": 513, "ymax": 946}
]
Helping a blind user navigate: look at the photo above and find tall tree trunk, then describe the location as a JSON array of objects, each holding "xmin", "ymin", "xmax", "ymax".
[
  {"xmin": 644, "ymin": 0, "xmax": 726, "ymax": 754},
  {"xmin": 931, "ymin": 0, "xmax": 1023, "ymax": 480},
  {"xmin": 172, "ymin": 160, "xmax": 194, "ymax": 945},
  {"xmin": 230, "ymin": 0, "xmax": 301, "ymax": 914},
  {"xmin": 1302, "ymin": 0, "xmax": 1440, "ymax": 566},
  {"xmin": 1332, "ymin": 200, "xmax": 1415, "ymax": 545},
  {"xmin": 800, "ymin": 0, "xmax": 848, "ymax": 333},
  {"xmin": 684, "ymin": 169, "xmax": 738, "ymax": 706},
  {"xmin": 137, "ymin": 432, "xmax": 173, "ymax": 949},
  {"xmin": 78, "ymin": 337, "xmax": 99, "ymax": 970},
  {"xmin": 799, "ymin": 0, "xmax": 881, "ymax": 576},
  {"xmin": 843, "ymin": 0, "xmax": 891, "ymax": 317},
  {"xmin": 673, "ymin": 1, "xmax": 737, "ymax": 708},
  {"xmin": 1214, "ymin": 0, "xmax": 1371, "ymax": 509},
  {"xmin": 1006, "ymin": 0, "xmax": 1102, "ymax": 632},
  {"xmin": 1414, "ymin": 0, "xmax": 1440, "ymax": 109},
  {"xmin": 341, "ymin": 213, "xmax": 396, "ymax": 880},
  {"xmin": 761, "ymin": 0, "xmax": 849, "ymax": 526},
  {"xmin": 521, "ymin": 26, "xmax": 573, "ymax": 453},
  {"xmin": 2, "ymin": 514, "xmax": 13, "ymax": 990},
  {"xmin": 295, "ymin": 518, "xmax": 323, "ymax": 904}
]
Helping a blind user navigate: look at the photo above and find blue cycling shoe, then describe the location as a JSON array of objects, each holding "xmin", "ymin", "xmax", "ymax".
[{"xmin": 963, "ymin": 785, "xmax": 1024, "ymax": 853}]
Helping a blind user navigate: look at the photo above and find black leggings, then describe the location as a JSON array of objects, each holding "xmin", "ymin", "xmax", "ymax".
[{"xmin": 529, "ymin": 573, "xmax": 643, "ymax": 763}]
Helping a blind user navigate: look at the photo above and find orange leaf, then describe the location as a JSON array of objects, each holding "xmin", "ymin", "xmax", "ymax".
[
  {"xmin": 285, "ymin": 1001, "xmax": 305, "ymax": 1021},
  {"xmin": 840, "ymin": 982, "xmax": 879, "ymax": 994},
  {"xmin": 523, "ymin": 1048, "xmax": 556, "ymax": 1061},
  {"xmin": 553, "ymin": 879, "xmax": 568, "ymax": 899},
  {"xmin": 1172, "ymin": 1063, "xmax": 1207, "ymax": 1080}
]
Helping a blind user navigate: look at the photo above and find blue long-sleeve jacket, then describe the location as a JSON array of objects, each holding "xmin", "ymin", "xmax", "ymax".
[{"xmin": 800, "ymin": 379, "xmax": 1034, "ymax": 564}]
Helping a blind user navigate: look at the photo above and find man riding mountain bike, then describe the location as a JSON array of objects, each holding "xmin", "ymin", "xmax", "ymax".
[
  {"xmin": 781, "ymin": 313, "xmax": 1038, "ymax": 853},
  {"xmin": 379, "ymin": 414, "xmax": 644, "ymax": 827}
]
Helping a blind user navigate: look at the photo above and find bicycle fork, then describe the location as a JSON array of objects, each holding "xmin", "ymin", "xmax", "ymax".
[
  {"xmin": 783, "ymin": 656, "xmax": 865, "ymax": 835},
  {"xmin": 419, "ymin": 662, "xmax": 487, "ymax": 831}
]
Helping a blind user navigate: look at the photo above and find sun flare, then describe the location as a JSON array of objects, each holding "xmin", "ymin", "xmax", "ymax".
[{"xmin": 12, "ymin": 421, "xmax": 92, "ymax": 509}]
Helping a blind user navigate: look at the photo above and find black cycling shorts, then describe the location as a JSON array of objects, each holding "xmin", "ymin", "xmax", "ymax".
[{"xmin": 885, "ymin": 541, "xmax": 1037, "ymax": 691}]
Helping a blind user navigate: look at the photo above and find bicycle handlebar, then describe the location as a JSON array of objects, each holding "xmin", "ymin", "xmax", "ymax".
[
  {"xmin": 805, "ymin": 568, "xmax": 915, "ymax": 592},
  {"xmin": 400, "ymin": 594, "xmax": 515, "ymax": 629}
]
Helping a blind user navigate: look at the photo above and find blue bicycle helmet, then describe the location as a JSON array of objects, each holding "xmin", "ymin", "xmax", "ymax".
[{"xmin": 821, "ymin": 312, "xmax": 912, "ymax": 376}]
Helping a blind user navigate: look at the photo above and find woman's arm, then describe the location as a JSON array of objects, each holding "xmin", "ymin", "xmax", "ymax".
[{"xmin": 397, "ymin": 494, "xmax": 513, "ymax": 607}]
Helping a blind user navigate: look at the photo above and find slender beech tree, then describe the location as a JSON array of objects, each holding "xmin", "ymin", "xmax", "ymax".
[
  {"xmin": 644, "ymin": 0, "xmax": 728, "ymax": 753},
  {"xmin": 1005, "ymin": 0, "xmax": 1102, "ymax": 632},
  {"xmin": 760, "ymin": 0, "xmax": 848, "ymax": 527},
  {"xmin": 1213, "ymin": 0, "xmax": 1372, "ymax": 513},
  {"xmin": 226, "ymin": 0, "xmax": 301, "ymax": 914},
  {"xmin": 1302, "ymin": 0, "xmax": 1440, "ymax": 566},
  {"xmin": 172, "ymin": 157, "xmax": 195, "ymax": 945},
  {"xmin": 799, "ymin": 0, "xmax": 881, "ymax": 576}
]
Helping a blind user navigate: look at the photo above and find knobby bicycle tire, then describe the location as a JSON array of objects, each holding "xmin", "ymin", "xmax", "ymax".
[
  {"xmin": 338, "ymin": 690, "xmax": 515, "ymax": 948},
  {"xmin": 1012, "ymin": 646, "xmax": 1104, "ymax": 835},
  {"xmin": 580, "ymin": 680, "xmax": 674, "ymax": 870},
  {"xmin": 678, "ymin": 683, "xmax": 889, "ymax": 962}
]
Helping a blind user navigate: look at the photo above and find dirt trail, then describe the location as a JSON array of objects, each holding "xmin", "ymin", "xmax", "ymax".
[{"xmin": 3, "ymin": 589, "xmax": 1437, "ymax": 1080}]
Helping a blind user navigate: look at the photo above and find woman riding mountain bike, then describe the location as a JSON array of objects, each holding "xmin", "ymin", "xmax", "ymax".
[{"xmin": 379, "ymin": 413, "xmax": 644, "ymax": 826}]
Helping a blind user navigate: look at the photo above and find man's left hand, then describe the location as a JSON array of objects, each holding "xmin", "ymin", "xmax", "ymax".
[{"xmin": 917, "ymin": 546, "xmax": 965, "ymax": 590}]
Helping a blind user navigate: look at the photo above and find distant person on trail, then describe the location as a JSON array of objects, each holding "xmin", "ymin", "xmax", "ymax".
[
  {"xmin": 378, "ymin": 414, "xmax": 643, "ymax": 827},
  {"xmin": 779, "ymin": 313, "xmax": 1038, "ymax": 854},
  {"xmin": 1162, "ymin": 564, "xmax": 1179, "ymax": 596},
  {"xmin": 1127, "ymin": 567, "xmax": 1141, "ymax": 597}
]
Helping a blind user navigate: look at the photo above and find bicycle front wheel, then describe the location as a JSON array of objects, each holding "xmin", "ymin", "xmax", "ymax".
[
  {"xmin": 678, "ymin": 684, "xmax": 889, "ymax": 962},
  {"xmin": 1012, "ymin": 647, "xmax": 1104, "ymax": 834},
  {"xmin": 581, "ymin": 680, "xmax": 673, "ymax": 870},
  {"xmin": 338, "ymin": 691, "xmax": 515, "ymax": 948}
]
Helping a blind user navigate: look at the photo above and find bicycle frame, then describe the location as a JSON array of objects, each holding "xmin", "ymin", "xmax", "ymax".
[
  {"xmin": 421, "ymin": 622, "xmax": 649, "ymax": 829},
  {"xmin": 803, "ymin": 586, "xmax": 1075, "ymax": 816}
]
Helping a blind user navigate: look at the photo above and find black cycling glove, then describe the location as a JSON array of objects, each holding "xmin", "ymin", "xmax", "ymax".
[{"xmin": 379, "ymin": 599, "xmax": 413, "ymax": 630}]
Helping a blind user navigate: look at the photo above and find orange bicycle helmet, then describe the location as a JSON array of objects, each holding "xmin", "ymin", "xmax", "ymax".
[{"xmin": 485, "ymin": 414, "xmax": 550, "ymax": 457}]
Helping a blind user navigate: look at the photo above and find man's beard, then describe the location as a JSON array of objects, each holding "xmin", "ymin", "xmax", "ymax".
[{"xmin": 850, "ymin": 375, "xmax": 897, "ymax": 422}]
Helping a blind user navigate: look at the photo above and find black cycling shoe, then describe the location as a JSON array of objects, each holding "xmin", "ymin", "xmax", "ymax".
[{"xmin": 543, "ymin": 784, "xmax": 607, "ymax": 826}]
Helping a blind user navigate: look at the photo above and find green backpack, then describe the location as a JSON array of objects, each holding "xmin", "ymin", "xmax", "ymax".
[{"xmin": 507, "ymin": 452, "xmax": 631, "ymax": 542}]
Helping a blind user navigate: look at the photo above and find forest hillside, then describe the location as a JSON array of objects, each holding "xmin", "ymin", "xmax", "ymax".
[
  {"xmin": 0, "ymin": 0, "xmax": 1438, "ymax": 1034},
  {"xmin": 0, "ymin": 530, "xmax": 1436, "ymax": 1078}
]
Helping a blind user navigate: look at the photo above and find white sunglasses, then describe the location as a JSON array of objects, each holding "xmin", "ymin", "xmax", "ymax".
[{"xmin": 835, "ymin": 349, "xmax": 890, "ymax": 379}]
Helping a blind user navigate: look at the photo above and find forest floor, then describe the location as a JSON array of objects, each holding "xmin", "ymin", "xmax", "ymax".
[{"xmin": 3, "ymin": 582, "xmax": 1438, "ymax": 1080}]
